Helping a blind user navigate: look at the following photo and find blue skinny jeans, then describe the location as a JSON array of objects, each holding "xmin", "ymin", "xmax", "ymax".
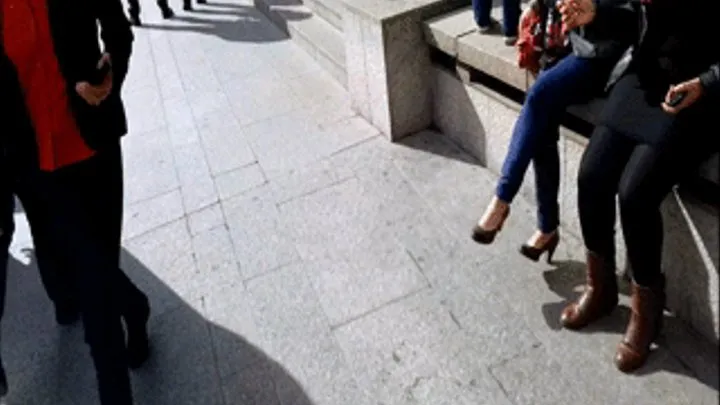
[
  {"xmin": 496, "ymin": 54, "xmax": 615, "ymax": 233},
  {"xmin": 472, "ymin": 0, "xmax": 521, "ymax": 37}
]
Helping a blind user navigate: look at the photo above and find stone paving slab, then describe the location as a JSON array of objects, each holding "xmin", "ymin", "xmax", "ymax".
[{"xmin": 1, "ymin": 1, "xmax": 717, "ymax": 405}]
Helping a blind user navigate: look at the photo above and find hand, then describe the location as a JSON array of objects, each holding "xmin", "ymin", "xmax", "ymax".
[
  {"xmin": 75, "ymin": 53, "xmax": 113, "ymax": 106},
  {"xmin": 557, "ymin": 0, "xmax": 597, "ymax": 31},
  {"xmin": 662, "ymin": 78, "xmax": 704, "ymax": 114}
]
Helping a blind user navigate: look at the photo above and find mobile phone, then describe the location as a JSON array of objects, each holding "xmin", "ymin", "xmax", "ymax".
[
  {"xmin": 89, "ymin": 61, "xmax": 112, "ymax": 85},
  {"xmin": 667, "ymin": 92, "xmax": 687, "ymax": 108}
]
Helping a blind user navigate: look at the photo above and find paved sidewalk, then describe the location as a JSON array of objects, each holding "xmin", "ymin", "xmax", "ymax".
[{"xmin": 3, "ymin": 1, "xmax": 718, "ymax": 404}]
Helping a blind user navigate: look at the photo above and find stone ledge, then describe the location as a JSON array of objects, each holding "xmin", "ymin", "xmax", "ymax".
[
  {"xmin": 426, "ymin": 7, "xmax": 527, "ymax": 90},
  {"xmin": 341, "ymin": 0, "xmax": 469, "ymax": 23},
  {"xmin": 305, "ymin": 0, "xmax": 344, "ymax": 31}
]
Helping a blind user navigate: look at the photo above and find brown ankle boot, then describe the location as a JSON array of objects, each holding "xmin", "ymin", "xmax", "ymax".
[
  {"xmin": 560, "ymin": 251, "xmax": 618, "ymax": 329},
  {"xmin": 615, "ymin": 276, "xmax": 665, "ymax": 373}
]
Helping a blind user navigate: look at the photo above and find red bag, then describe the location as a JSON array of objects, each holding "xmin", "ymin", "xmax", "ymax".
[
  {"xmin": 517, "ymin": 8, "xmax": 544, "ymax": 74},
  {"xmin": 517, "ymin": 3, "xmax": 568, "ymax": 75}
]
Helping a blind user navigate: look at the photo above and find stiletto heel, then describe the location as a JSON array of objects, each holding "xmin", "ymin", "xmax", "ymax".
[
  {"xmin": 471, "ymin": 207, "xmax": 510, "ymax": 245},
  {"xmin": 546, "ymin": 240, "xmax": 558, "ymax": 264},
  {"xmin": 520, "ymin": 232, "xmax": 560, "ymax": 263}
]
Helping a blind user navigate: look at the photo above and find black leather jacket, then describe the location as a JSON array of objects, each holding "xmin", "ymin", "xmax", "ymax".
[
  {"xmin": 0, "ymin": 0, "xmax": 133, "ymax": 167},
  {"xmin": 601, "ymin": 0, "xmax": 720, "ymax": 95},
  {"xmin": 530, "ymin": 0, "xmax": 637, "ymax": 60}
]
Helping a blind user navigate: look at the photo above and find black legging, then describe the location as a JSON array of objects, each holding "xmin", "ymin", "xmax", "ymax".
[
  {"xmin": 126, "ymin": 0, "xmax": 171, "ymax": 15},
  {"xmin": 577, "ymin": 125, "xmax": 717, "ymax": 286}
]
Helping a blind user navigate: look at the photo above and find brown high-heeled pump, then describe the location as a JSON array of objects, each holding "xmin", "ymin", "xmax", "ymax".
[
  {"xmin": 520, "ymin": 231, "xmax": 560, "ymax": 263},
  {"xmin": 471, "ymin": 207, "xmax": 510, "ymax": 245}
]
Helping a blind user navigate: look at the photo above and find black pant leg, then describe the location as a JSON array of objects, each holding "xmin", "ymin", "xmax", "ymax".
[
  {"xmin": 83, "ymin": 144, "xmax": 148, "ymax": 321},
  {"xmin": 0, "ymin": 177, "xmax": 14, "ymax": 322},
  {"xmin": 127, "ymin": 0, "xmax": 141, "ymax": 16},
  {"xmin": 40, "ymin": 145, "xmax": 139, "ymax": 405},
  {"xmin": 15, "ymin": 182, "xmax": 76, "ymax": 310},
  {"xmin": 156, "ymin": 0, "xmax": 172, "ymax": 11},
  {"xmin": 577, "ymin": 125, "xmax": 635, "ymax": 267},
  {"xmin": 616, "ymin": 133, "xmax": 718, "ymax": 286},
  {"xmin": 0, "ymin": 175, "xmax": 13, "ymax": 397}
]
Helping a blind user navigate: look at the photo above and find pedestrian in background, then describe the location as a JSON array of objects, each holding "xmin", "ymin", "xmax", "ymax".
[
  {"xmin": 127, "ymin": 0, "xmax": 210, "ymax": 26},
  {"xmin": 127, "ymin": 0, "xmax": 175, "ymax": 26},
  {"xmin": 472, "ymin": 0, "xmax": 522, "ymax": 45}
]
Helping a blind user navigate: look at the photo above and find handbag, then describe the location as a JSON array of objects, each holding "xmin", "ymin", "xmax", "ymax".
[{"xmin": 517, "ymin": 0, "xmax": 569, "ymax": 75}]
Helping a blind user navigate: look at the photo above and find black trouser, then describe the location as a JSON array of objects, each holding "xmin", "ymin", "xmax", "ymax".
[
  {"xmin": 0, "ymin": 171, "xmax": 10, "ymax": 397},
  {"xmin": 127, "ymin": 0, "xmax": 172, "ymax": 16},
  {"xmin": 0, "ymin": 165, "xmax": 76, "ymax": 397},
  {"xmin": 19, "ymin": 143, "xmax": 148, "ymax": 405},
  {"xmin": 577, "ymin": 125, "xmax": 717, "ymax": 286},
  {"xmin": 13, "ymin": 184, "xmax": 76, "ymax": 310}
]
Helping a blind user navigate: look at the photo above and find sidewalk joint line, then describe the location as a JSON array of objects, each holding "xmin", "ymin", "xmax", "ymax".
[{"xmin": 329, "ymin": 286, "xmax": 430, "ymax": 331}]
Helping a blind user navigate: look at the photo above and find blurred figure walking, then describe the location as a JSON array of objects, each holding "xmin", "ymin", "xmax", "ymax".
[
  {"xmin": 126, "ymin": 0, "xmax": 175, "ymax": 26},
  {"xmin": 1, "ymin": 0, "xmax": 152, "ymax": 403}
]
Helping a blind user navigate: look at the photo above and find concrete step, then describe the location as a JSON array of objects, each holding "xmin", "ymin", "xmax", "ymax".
[
  {"xmin": 305, "ymin": 0, "xmax": 344, "ymax": 32},
  {"xmin": 255, "ymin": 0, "xmax": 347, "ymax": 87}
]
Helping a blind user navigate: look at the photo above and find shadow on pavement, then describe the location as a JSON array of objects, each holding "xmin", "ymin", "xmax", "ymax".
[
  {"xmin": 1, "ymin": 248, "xmax": 313, "ymax": 405},
  {"xmin": 396, "ymin": 132, "xmax": 482, "ymax": 167},
  {"xmin": 139, "ymin": 2, "xmax": 311, "ymax": 43},
  {"xmin": 540, "ymin": 259, "xmax": 719, "ymax": 393}
]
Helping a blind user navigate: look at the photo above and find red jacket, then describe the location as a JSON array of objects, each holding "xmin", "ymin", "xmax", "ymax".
[{"xmin": 2, "ymin": 0, "xmax": 95, "ymax": 171}]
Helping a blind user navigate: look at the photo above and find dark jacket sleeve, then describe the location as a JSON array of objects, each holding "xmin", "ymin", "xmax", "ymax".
[
  {"xmin": 592, "ymin": 0, "xmax": 637, "ymax": 27},
  {"xmin": 594, "ymin": 0, "xmax": 635, "ymax": 10},
  {"xmin": 96, "ymin": 0, "xmax": 133, "ymax": 89},
  {"xmin": 570, "ymin": 0, "xmax": 637, "ymax": 59},
  {"xmin": 699, "ymin": 64, "xmax": 720, "ymax": 97}
]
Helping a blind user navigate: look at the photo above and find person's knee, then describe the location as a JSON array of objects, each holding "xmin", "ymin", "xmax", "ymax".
[
  {"xmin": 524, "ymin": 79, "xmax": 552, "ymax": 110},
  {"xmin": 577, "ymin": 126, "xmax": 620, "ymax": 196},
  {"xmin": 577, "ymin": 155, "xmax": 605, "ymax": 197},
  {"xmin": 618, "ymin": 182, "xmax": 651, "ymax": 216},
  {"xmin": 524, "ymin": 71, "xmax": 569, "ymax": 116}
]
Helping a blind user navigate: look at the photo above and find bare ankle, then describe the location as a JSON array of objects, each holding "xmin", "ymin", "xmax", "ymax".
[{"xmin": 527, "ymin": 229, "xmax": 558, "ymax": 247}]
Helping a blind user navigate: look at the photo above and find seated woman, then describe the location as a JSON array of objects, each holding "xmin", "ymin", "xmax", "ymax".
[
  {"xmin": 558, "ymin": 0, "xmax": 720, "ymax": 372},
  {"xmin": 472, "ymin": 0, "xmax": 636, "ymax": 262}
]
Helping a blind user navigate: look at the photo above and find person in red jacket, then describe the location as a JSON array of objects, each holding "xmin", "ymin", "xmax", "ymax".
[{"xmin": 1, "ymin": 0, "xmax": 151, "ymax": 403}]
